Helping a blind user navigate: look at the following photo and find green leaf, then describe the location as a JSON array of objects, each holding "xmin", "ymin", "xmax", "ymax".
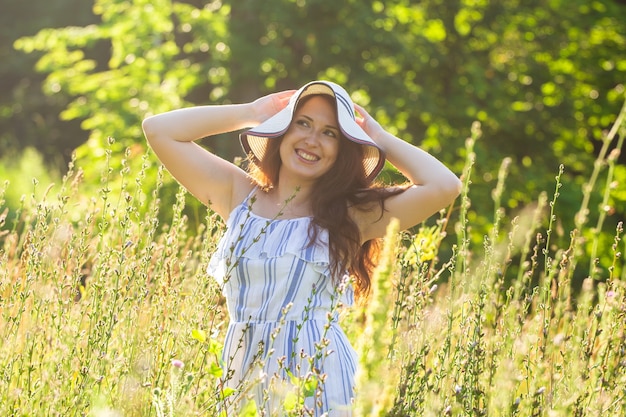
[
  {"xmin": 208, "ymin": 361, "xmax": 223, "ymax": 378},
  {"xmin": 423, "ymin": 19, "xmax": 446, "ymax": 43},
  {"xmin": 283, "ymin": 391, "xmax": 300, "ymax": 412},
  {"xmin": 208, "ymin": 338, "xmax": 223, "ymax": 355},
  {"xmin": 238, "ymin": 400, "xmax": 258, "ymax": 417},
  {"xmin": 220, "ymin": 387, "xmax": 236, "ymax": 400},
  {"xmin": 303, "ymin": 374, "xmax": 318, "ymax": 398},
  {"xmin": 285, "ymin": 369, "xmax": 299, "ymax": 387},
  {"xmin": 191, "ymin": 329, "xmax": 206, "ymax": 343}
]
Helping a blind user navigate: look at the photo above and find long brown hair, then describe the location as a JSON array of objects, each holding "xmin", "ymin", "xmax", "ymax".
[{"xmin": 247, "ymin": 95, "xmax": 403, "ymax": 300}]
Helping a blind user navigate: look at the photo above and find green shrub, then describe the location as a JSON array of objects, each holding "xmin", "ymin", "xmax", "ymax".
[{"xmin": 0, "ymin": 147, "xmax": 60, "ymax": 214}]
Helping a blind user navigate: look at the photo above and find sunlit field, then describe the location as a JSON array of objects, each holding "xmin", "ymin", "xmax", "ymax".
[{"xmin": 1, "ymin": 112, "xmax": 625, "ymax": 416}]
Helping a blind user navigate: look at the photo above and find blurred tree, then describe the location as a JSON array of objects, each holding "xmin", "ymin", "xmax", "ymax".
[
  {"xmin": 13, "ymin": 0, "xmax": 228, "ymax": 186},
  {"xmin": 0, "ymin": 0, "xmax": 97, "ymax": 165},
  {"xmin": 219, "ymin": 0, "xmax": 626, "ymax": 241},
  {"xmin": 11, "ymin": 0, "xmax": 626, "ymax": 271}
]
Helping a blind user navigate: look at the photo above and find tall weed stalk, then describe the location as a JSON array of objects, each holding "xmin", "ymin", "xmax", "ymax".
[
  {"xmin": 0, "ymin": 98, "xmax": 625, "ymax": 416},
  {"xmin": 384, "ymin": 97, "xmax": 626, "ymax": 417}
]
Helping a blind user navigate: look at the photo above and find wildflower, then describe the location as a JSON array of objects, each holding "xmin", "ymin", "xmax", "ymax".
[
  {"xmin": 404, "ymin": 225, "xmax": 443, "ymax": 266},
  {"xmin": 171, "ymin": 359, "xmax": 184, "ymax": 369}
]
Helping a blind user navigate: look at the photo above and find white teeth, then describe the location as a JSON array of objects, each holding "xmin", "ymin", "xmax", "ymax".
[{"xmin": 297, "ymin": 150, "xmax": 319, "ymax": 161}]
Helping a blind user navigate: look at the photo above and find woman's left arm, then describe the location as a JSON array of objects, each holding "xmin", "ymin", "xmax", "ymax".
[{"xmin": 354, "ymin": 104, "xmax": 462, "ymax": 242}]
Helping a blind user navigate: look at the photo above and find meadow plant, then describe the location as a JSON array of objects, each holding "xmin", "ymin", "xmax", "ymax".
[
  {"xmin": 0, "ymin": 139, "xmax": 227, "ymax": 416},
  {"xmin": 380, "ymin": 100, "xmax": 626, "ymax": 416},
  {"xmin": 0, "ymin": 100, "xmax": 625, "ymax": 416}
]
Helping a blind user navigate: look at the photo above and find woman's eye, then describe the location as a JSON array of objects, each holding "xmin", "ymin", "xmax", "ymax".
[
  {"xmin": 324, "ymin": 130, "xmax": 338, "ymax": 138},
  {"xmin": 296, "ymin": 119, "xmax": 309, "ymax": 127}
]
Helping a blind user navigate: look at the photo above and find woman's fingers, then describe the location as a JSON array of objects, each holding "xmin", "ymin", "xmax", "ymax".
[
  {"xmin": 353, "ymin": 103, "xmax": 368, "ymax": 127},
  {"xmin": 353, "ymin": 103, "xmax": 384, "ymax": 139},
  {"xmin": 252, "ymin": 90, "xmax": 296, "ymax": 122},
  {"xmin": 272, "ymin": 90, "xmax": 296, "ymax": 111},
  {"xmin": 354, "ymin": 103, "xmax": 368, "ymax": 117}
]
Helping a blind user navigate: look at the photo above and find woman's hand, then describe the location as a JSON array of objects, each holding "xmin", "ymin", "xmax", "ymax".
[
  {"xmin": 352, "ymin": 103, "xmax": 461, "ymax": 242},
  {"xmin": 251, "ymin": 90, "xmax": 296, "ymax": 124},
  {"xmin": 142, "ymin": 92, "xmax": 298, "ymax": 219},
  {"xmin": 354, "ymin": 103, "xmax": 386, "ymax": 143}
]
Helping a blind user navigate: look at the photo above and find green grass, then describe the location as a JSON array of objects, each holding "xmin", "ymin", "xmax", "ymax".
[{"xmin": 1, "ymin": 104, "xmax": 625, "ymax": 416}]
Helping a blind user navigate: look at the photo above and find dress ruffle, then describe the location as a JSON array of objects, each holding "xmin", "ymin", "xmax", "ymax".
[{"xmin": 208, "ymin": 204, "xmax": 331, "ymax": 284}]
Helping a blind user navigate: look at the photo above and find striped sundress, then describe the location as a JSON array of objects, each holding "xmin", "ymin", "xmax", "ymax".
[{"xmin": 208, "ymin": 190, "xmax": 358, "ymax": 416}]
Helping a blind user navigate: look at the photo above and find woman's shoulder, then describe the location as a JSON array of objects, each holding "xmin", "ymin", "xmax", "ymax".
[
  {"xmin": 234, "ymin": 180, "xmax": 257, "ymax": 203},
  {"xmin": 221, "ymin": 178, "xmax": 257, "ymax": 221},
  {"xmin": 348, "ymin": 185, "xmax": 408, "ymax": 241},
  {"xmin": 349, "ymin": 185, "xmax": 405, "ymax": 209}
]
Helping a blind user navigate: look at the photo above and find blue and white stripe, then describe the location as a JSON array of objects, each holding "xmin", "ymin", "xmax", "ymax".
[{"xmin": 208, "ymin": 192, "xmax": 357, "ymax": 416}]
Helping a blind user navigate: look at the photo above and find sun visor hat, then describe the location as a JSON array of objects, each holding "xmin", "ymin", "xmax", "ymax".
[{"xmin": 240, "ymin": 80, "xmax": 386, "ymax": 182}]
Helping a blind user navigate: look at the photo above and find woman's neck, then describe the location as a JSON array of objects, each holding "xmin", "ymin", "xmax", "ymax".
[{"xmin": 271, "ymin": 182, "xmax": 312, "ymax": 217}]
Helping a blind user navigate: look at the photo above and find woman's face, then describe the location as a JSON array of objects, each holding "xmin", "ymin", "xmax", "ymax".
[{"xmin": 279, "ymin": 95, "xmax": 340, "ymax": 183}]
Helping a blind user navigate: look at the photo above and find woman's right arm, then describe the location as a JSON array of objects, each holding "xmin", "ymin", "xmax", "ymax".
[{"xmin": 142, "ymin": 91, "xmax": 293, "ymax": 219}]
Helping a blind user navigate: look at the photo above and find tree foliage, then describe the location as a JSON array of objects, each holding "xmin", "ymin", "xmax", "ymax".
[
  {"xmin": 9, "ymin": 0, "xmax": 626, "ymax": 275},
  {"xmin": 0, "ymin": 0, "xmax": 96, "ymax": 163}
]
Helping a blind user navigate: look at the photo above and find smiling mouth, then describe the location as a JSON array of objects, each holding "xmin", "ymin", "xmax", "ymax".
[{"xmin": 296, "ymin": 149, "xmax": 320, "ymax": 162}]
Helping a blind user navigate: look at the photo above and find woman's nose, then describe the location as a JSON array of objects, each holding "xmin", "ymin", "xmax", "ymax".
[{"xmin": 303, "ymin": 132, "xmax": 320, "ymax": 146}]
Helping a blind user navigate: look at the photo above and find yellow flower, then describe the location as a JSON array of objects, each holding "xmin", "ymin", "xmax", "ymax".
[{"xmin": 404, "ymin": 225, "xmax": 443, "ymax": 266}]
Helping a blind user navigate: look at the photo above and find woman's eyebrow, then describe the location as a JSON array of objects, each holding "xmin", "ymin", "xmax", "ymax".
[{"xmin": 300, "ymin": 114, "xmax": 340, "ymax": 131}]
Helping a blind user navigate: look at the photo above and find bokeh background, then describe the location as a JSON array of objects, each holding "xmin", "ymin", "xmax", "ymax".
[{"xmin": 1, "ymin": 0, "xmax": 625, "ymax": 282}]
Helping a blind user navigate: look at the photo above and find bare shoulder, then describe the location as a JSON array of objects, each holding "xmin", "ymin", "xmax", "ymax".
[
  {"xmin": 348, "ymin": 186, "xmax": 402, "ymax": 242},
  {"xmin": 214, "ymin": 174, "xmax": 256, "ymax": 221},
  {"xmin": 353, "ymin": 182, "xmax": 459, "ymax": 242}
]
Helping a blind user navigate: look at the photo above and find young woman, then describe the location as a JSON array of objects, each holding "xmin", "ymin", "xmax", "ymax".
[{"xmin": 142, "ymin": 80, "xmax": 461, "ymax": 416}]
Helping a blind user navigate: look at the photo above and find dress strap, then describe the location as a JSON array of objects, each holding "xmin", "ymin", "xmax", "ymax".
[
  {"xmin": 223, "ymin": 186, "xmax": 258, "ymax": 223},
  {"xmin": 236, "ymin": 185, "xmax": 259, "ymax": 215},
  {"xmin": 243, "ymin": 186, "xmax": 258, "ymax": 205}
]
